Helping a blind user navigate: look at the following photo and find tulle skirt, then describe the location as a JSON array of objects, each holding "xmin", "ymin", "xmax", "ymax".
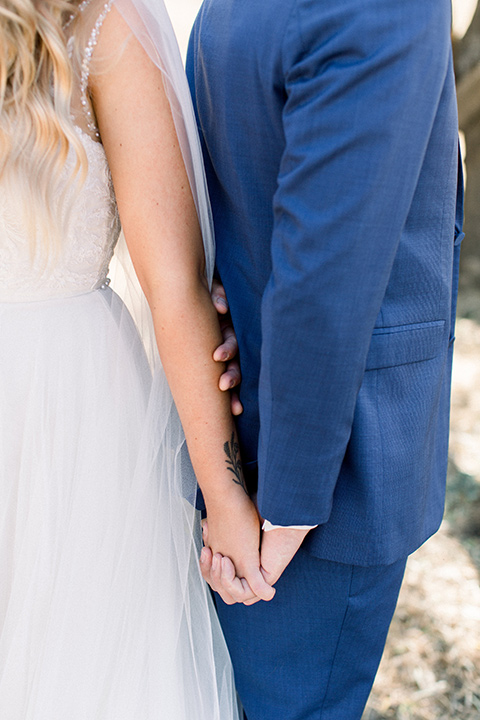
[{"xmin": 0, "ymin": 287, "xmax": 240, "ymax": 719}]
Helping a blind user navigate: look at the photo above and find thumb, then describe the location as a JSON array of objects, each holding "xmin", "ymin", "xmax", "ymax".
[
  {"xmin": 260, "ymin": 564, "xmax": 279, "ymax": 587},
  {"xmin": 244, "ymin": 566, "xmax": 276, "ymax": 602},
  {"xmin": 259, "ymin": 527, "xmax": 308, "ymax": 587}
]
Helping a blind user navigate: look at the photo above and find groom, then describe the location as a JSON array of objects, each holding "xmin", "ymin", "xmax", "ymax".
[{"xmin": 188, "ymin": 0, "xmax": 463, "ymax": 718}]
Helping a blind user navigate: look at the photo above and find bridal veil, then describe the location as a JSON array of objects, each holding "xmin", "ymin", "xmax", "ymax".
[{"xmin": 106, "ymin": 0, "xmax": 241, "ymax": 716}]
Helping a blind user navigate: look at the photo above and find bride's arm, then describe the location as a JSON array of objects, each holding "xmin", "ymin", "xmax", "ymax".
[{"xmin": 89, "ymin": 6, "xmax": 272, "ymax": 603}]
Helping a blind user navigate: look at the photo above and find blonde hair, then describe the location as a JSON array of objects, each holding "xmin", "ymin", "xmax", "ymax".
[{"xmin": 0, "ymin": 0, "xmax": 88, "ymax": 256}]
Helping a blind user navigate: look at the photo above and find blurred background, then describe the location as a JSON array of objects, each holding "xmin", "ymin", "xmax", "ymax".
[{"xmin": 165, "ymin": 1, "xmax": 480, "ymax": 717}]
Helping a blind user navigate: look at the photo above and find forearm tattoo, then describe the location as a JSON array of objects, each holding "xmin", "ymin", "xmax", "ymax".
[{"xmin": 224, "ymin": 432, "xmax": 248, "ymax": 495}]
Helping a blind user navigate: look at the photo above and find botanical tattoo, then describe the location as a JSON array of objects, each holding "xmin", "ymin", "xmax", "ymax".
[{"xmin": 224, "ymin": 432, "xmax": 248, "ymax": 495}]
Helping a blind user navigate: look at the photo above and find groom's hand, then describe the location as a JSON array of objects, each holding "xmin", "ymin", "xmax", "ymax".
[
  {"xmin": 211, "ymin": 279, "xmax": 243, "ymax": 416},
  {"xmin": 259, "ymin": 527, "xmax": 311, "ymax": 588},
  {"xmin": 200, "ymin": 523, "xmax": 312, "ymax": 605}
]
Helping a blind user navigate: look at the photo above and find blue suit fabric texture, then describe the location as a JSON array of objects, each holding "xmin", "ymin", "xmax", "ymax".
[
  {"xmin": 188, "ymin": 0, "xmax": 462, "ymax": 567},
  {"xmin": 214, "ymin": 550, "xmax": 407, "ymax": 720},
  {"xmin": 188, "ymin": 1, "xmax": 462, "ymax": 718}
]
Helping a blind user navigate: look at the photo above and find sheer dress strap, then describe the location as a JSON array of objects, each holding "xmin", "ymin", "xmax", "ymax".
[
  {"xmin": 79, "ymin": 0, "xmax": 115, "ymax": 139},
  {"xmin": 65, "ymin": 0, "xmax": 116, "ymax": 141}
]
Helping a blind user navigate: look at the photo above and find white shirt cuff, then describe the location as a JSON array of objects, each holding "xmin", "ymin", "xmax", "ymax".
[{"xmin": 262, "ymin": 520, "xmax": 318, "ymax": 532}]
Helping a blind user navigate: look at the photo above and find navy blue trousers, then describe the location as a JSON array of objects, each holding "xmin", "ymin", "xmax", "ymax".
[{"xmin": 215, "ymin": 548, "xmax": 406, "ymax": 720}]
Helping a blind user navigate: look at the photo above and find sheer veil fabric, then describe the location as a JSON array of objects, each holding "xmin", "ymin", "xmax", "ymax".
[
  {"xmin": 109, "ymin": 0, "xmax": 215, "ymax": 356},
  {"xmin": 83, "ymin": 0, "xmax": 241, "ymax": 716},
  {"xmin": 0, "ymin": 0, "xmax": 241, "ymax": 717},
  {"xmin": 114, "ymin": 0, "xmax": 215, "ymax": 281},
  {"xmin": 104, "ymin": 4, "xmax": 240, "ymax": 715}
]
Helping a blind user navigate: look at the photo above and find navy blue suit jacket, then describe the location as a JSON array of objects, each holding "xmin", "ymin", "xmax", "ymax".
[{"xmin": 188, "ymin": 0, "xmax": 463, "ymax": 565}]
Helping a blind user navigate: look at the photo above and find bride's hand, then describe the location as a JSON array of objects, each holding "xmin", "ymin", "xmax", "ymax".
[
  {"xmin": 200, "ymin": 491, "xmax": 275, "ymax": 605},
  {"xmin": 211, "ymin": 279, "xmax": 243, "ymax": 417}
]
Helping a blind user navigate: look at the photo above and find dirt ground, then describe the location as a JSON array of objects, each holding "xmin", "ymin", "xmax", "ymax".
[{"xmin": 364, "ymin": 267, "xmax": 480, "ymax": 719}]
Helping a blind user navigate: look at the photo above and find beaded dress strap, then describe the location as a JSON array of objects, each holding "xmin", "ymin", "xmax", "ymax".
[
  {"xmin": 79, "ymin": 0, "xmax": 115, "ymax": 140},
  {"xmin": 64, "ymin": 0, "xmax": 94, "ymax": 30}
]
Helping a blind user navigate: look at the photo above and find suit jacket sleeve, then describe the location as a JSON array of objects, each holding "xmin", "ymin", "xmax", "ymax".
[{"xmin": 256, "ymin": 0, "xmax": 454, "ymax": 526}]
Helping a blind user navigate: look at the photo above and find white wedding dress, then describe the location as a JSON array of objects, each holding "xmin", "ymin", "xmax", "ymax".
[{"xmin": 0, "ymin": 1, "xmax": 240, "ymax": 718}]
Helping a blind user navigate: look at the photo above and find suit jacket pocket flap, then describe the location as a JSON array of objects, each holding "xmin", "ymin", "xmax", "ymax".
[{"xmin": 365, "ymin": 320, "xmax": 446, "ymax": 371}]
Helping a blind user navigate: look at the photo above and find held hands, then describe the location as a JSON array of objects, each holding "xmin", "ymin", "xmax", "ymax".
[
  {"xmin": 200, "ymin": 490, "xmax": 276, "ymax": 605},
  {"xmin": 200, "ymin": 520, "xmax": 310, "ymax": 605}
]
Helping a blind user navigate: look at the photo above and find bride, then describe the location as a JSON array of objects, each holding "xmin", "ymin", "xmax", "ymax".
[{"xmin": 0, "ymin": 0, "xmax": 274, "ymax": 716}]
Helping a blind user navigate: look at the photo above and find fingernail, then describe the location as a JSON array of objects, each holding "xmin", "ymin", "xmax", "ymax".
[
  {"xmin": 221, "ymin": 351, "xmax": 229, "ymax": 361},
  {"xmin": 200, "ymin": 548, "xmax": 207, "ymax": 564},
  {"xmin": 216, "ymin": 297, "xmax": 228, "ymax": 309},
  {"xmin": 229, "ymin": 379, "xmax": 236, "ymax": 389},
  {"xmin": 212, "ymin": 555, "xmax": 219, "ymax": 571}
]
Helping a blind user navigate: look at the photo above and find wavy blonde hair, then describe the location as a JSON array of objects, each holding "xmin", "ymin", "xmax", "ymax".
[{"xmin": 0, "ymin": 0, "xmax": 88, "ymax": 256}]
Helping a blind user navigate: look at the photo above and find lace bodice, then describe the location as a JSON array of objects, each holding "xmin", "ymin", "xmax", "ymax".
[
  {"xmin": 0, "ymin": 129, "xmax": 120, "ymax": 303},
  {"xmin": 0, "ymin": 1, "xmax": 120, "ymax": 303}
]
